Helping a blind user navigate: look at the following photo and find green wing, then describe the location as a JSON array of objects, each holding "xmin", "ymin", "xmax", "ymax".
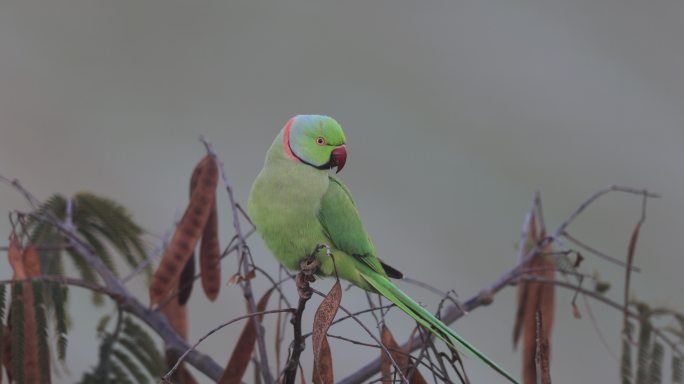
[{"xmin": 318, "ymin": 176, "xmax": 385, "ymax": 275}]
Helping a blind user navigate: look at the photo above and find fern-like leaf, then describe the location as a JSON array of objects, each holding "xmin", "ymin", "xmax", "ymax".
[
  {"xmin": 673, "ymin": 356, "xmax": 682, "ymax": 384},
  {"xmin": 622, "ymin": 321, "xmax": 634, "ymax": 384},
  {"xmin": 637, "ymin": 309, "xmax": 653, "ymax": 383},
  {"xmin": 109, "ymin": 361, "xmax": 135, "ymax": 384},
  {"xmin": 113, "ymin": 348, "xmax": 149, "ymax": 383},
  {"xmin": 78, "ymin": 227, "xmax": 119, "ymax": 277},
  {"xmin": 10, "ymin": 283, "xmax": 25, "ymax": 384},
  {"xmin": 121, "ymin": 318, "xmax": 164, "ymax": 375},
  {"xmin": 31, "ymin": 281, "xmax": 51, "ymax": 383},
  {"xmin": 647, "ymin": 342, "xmax": 663, "ymax": 384},
  {"xmin": 66, "ymin": 248, "xmax": 103, "ymax": 305},
  {"xmin": 76, "ymin": 193, "xmax": 148, "ymax": 272},
  {"xmin": 49, "ymin": 282, "xmax": 69, "ymax": 360}
]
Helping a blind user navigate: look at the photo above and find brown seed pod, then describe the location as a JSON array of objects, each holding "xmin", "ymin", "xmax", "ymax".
[
  {"xmin": 22, "ymin": 243, "xmax": 42, "ymax": 278},
  {"xmin": 21, "ymin": 281, "xmax": 40, "ymax": 384},
  {"xmin": 7, "ymin": 235, "xmax": 26, "ymax": 279},
  {"xmin": 149, "ymin": 155, "xmax": 218, "ymax": 306},
  {"xmin": 162, "ymin": 296, "xmax": 197, "ymax": 384},
  {"xmin": 200, "ymin": 200, "xmax": 221, "ymax": 301}
]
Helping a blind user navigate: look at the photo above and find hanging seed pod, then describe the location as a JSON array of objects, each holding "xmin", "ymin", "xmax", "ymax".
[
  {"xmin": 200, "ymin": 201, "xmax": 220, "ymax": 301},
  {"xmin": 149, "ymin": 155, "xmax": 218, "ymax": 306}
]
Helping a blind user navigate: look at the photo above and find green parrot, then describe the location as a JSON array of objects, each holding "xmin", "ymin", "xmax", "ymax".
[{"xmin": 248, "ymin": 115, "xmax": 518, "ymax": 383}]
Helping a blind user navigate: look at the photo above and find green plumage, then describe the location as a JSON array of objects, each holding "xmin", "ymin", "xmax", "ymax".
[{"xmin": 248, "ymin": 115, "xmax": 518, "ymax": 383}]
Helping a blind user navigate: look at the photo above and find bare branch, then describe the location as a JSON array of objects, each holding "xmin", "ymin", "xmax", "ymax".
[
  {"xmin": 161, "ymin": 309, "xmax": 293, "ymax": 383},
  {"xmin": 200, "ymin": 135, "xmax": 274, "ymax": 384}
]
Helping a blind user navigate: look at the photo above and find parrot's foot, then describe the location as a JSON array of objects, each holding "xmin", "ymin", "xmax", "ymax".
[{"xmin": 296, "ymin": 257, "xmax": 320, "ymax": 299}]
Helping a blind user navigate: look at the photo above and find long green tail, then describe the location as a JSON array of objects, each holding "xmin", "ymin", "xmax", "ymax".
[{"xmin": 359, "ymin": 267, "xmax": 519, "ymax": 384}]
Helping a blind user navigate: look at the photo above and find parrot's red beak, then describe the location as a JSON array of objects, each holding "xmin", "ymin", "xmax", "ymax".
[{"xmin": 330, "ymin": 145, "xmax": 347, "ymax": 173}]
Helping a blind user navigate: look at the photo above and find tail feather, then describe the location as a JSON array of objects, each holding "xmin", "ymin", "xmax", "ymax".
[{"xmin": 359, "ymin": 268, "xmax": 519, "ymax": 384}]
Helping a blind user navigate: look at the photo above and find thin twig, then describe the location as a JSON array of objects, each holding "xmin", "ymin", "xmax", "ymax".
[
  {"xmin": 200, "ymin": 135, "xmax": 274, "ymax": 383},
  {"xmin": 562, "ymin": 231, "xmax": 640, "ymax": 272},
  {"xmin": 161, "ymin": 309, "xmax": 293, "ymax": 383}
]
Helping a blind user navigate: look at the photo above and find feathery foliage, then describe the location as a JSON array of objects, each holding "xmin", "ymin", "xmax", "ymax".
[
  {"xmin": 49, "ymin": 282, "xmax": 69, "ymax": 360},
  {"xmin": 10, "ymin": 283, "xmax": 25, "ymax": 384},
  {"xmin": 636, "ymin": 304, "xmax": 653, "ymax": 384},
  {"xmin": 27, "ymin": 192, "xmax": 151, "ymax": 305},
  {"xmin": 80, "ymin": 315, "xmax": 164, "ymax": 384},
  {"xmin": 620, "ymin": 299, "xmax": 684, "ymax": 384},
  {"xmin": 673, "ymin": 356, "xmax": 682, "ymax": 384},
  {"xmin": 32, "ymin": 281, "xmax": 51, "ymax": 383},
  {"xmin": 622, "ymin": 321, "xmax": 634, "ymax": 384}
]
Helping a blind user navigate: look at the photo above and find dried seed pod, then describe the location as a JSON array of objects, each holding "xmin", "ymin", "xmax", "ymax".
[
  {"xmin": 200, "ymin": 200, "xmax": 220, "ymax": 301},
  {"xmin": 22, "ymin": 244, "xmax": 42, "ymax": 278},
  {"xmin": 162, "ymin": 296, "xmax": 197, "ymax": 384},
  {"xmin": 149, "ymin": 155, "xmax": 218, "ymax": 306},
  {"xmin": 21, "ymin": 281, "xmax": 40, "ymax": 384},
  {"xmin": 190, "ymin": 152, "xmax": 221, "ymax": 301},
  {"xmin": 7, "ymin": 235, "xmax": 26, "ymax": 279}
]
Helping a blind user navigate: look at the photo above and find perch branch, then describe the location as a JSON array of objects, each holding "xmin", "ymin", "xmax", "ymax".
[{"xmin": 339, "ymin": 185, "xmax": 659, "ymax": 384}]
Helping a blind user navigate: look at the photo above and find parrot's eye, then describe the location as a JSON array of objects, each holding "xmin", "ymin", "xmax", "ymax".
[{"xmin": 315, "ymin": 137, "xmax": 326, "ymax": 146}]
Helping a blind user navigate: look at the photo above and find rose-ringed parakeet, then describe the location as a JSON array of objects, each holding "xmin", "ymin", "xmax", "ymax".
[{"xmin": 248, "ymin": 115, "xmax": 518, "ymax": 383}]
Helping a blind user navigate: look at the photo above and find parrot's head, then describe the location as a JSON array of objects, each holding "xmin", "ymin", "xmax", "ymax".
[{"xmin": 283, "ymin": 115, "xmax": 347, "ymax": 173}]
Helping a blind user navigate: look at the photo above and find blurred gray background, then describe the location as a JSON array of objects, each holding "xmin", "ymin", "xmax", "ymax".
[{"xmin": 1, "ymin": 0, "xmax": 683, "ymax": 382}]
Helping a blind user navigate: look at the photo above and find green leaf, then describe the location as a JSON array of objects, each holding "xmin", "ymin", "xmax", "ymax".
[
  {"xmin": 110, "ymin": 361, "xmax": 135, "ymax": 384},
  {"xmin": 113, "ymin": 348, "xmax": 149, "ymax": 383},
  {"xmin": 647, "ymin": 342, "xmax": 663, "ymax": 384},
  {"xmin": 636, "ymin": 317, "xmax": 653, "ymax": 383},
  {"xmin": 122, "ymin": 318, "xmax": 164, "ymax": 372},
  {"xmin": 33, "ymin": 281, "xmax": 51, "ymax": 383},
  {"xmin": 673, "ymin": 356, "xmax": 683, "ymax": 384},
  {"xmin": 11, "ymin": 283, "xmax": 25, "ymax": 384},
  {"xmin": 622, "ymin": 321, "xmax": 634, "ymax": 384},
  {"xmin": 50, "ymin": 282, "xmax": 69, "ymax": 360}
]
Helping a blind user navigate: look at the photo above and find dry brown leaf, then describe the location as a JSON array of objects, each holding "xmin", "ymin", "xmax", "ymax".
[
  {"xmin": 149, "ymin": 155, "xmax": 218, "ymax": 306},
  {"xmin": 311, "ymin": 280, "xmax": 341, "ymax": 384},
  {"xmin": 380, "ymin": 326, "xmax": 427, "ymax": 384},
  {"xmin": 513, "ymin": 214, "xmax": 555, "ymax": 384},
  {"xmin": 227, "ymin": 273, "xmax": 243, "ymax": 286},
  {"xmin": 219, "ymin": 287, "xmax": 275, "ymax": 384},
  {"xmin": 244, "ymin": 269, "xmax": 257, "ymax": 281},
  {"xmin": 312, "ymin": 337, "xmax": 332, "ymax": 384},
  {"xmin": 200, "ymin": 201, "xmax": 221, "ymax": 301}
]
